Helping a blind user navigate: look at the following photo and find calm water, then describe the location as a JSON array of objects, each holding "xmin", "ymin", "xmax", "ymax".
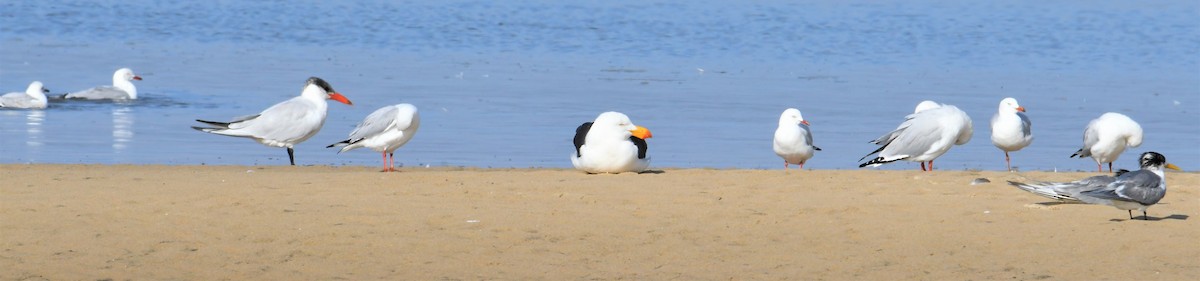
[{"xmin": 1, "ymin": 0, "xmax": 1197, "ymax": 170}]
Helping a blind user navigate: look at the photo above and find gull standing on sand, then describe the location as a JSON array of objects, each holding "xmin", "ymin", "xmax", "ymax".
[
  {"xmin": 571, "ymin": 111, "xmax": 653, "ymax": 174},
  {"xmin": 62, "ymin": 68, "xmax": 142, "ymax": 100},
  {"xmin": 859, "ymin": 100, "xmax": 973, "ymax": 171},
  {"xmin": 990, "ymin": 97, "xmax": 1032, "ymax": 171},
  {"xmin": 0, "ymin": 81, "xmax": 50, "ymax": 109},
  {"xmin": 1009, "ymin": 151, "xmax": 1179, "ymax": 220},
  {"xmin": 327, "ymin": 104, "xmax": 420, "ymax": 172},
  {"xmin": 1070, "ymin": 112, "xmax": 1142, "ymax": 172},
  {"xmin": 192, "ymin": 77, "xmax": 352, "ymax": 165},
  {"xmin": 773, "ymin": 108, "xmax": 821, "ymax": 170}
]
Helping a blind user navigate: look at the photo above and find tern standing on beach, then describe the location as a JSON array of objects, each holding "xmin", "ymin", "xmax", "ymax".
[{"xmin": 192, "ymin": 77, "xmax": 353, "ymax": 165}]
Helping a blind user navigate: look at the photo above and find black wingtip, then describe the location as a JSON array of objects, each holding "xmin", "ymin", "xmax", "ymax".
[
  {"xmin": 1069, "ymin": 149, "xmax": 1083, "ymax": 158},
  {"xmin": 813, "ymin": 146, "xmax": 823, "ymax": 151}
]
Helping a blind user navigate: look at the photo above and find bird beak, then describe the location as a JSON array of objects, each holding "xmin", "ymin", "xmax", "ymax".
[
  {"xmin": 630, "ymin": 126, "xmax": 652, "ymax": 139},
  {"xmin": 328, "ymin": 92, "xmax": 353, "ymax": 105},
  {"xmin": 133, "ymin": 76, "xmax": 143, "ymax": 81},
  {"xmin": 1016, "ymin": 106, "xmax": 1025, "ymax": 112},
  {"xmin": 1165, "ymin": 163, "xmax": 1181, "ymax": 171},
  {"xmin": 801, "ymin": 120, "xmax": 810, "ymax": 126}
]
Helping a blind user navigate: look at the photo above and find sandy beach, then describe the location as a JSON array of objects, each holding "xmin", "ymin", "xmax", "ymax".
[{"xmin": 2, "ymin": 165, "xmax": 1197, "ymax": 280}]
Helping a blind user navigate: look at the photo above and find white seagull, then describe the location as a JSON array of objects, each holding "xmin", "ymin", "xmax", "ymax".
[
  {"xmin": 0, "ymin": 81, "xmax": 50, "ymax": 109},
  {"xmin": 571, "ymin": 112, "xmax": 653, "ymax": 174},
  {"xmin": 1070, "ymin": 112, "xmax": 1142, "ymax": 172},
  {"xmin": 773, "ymin": 108, "xmax": 821, "ymax": 170},
  {"xmin": 327, "ymin": 104, "xmax": 420, "ymax": 172},
  {"xmin": 192, "ymin": 77, "xmax": 352, "ymax": 165},
  {"xmin": 859, "ymin": 100, "xmax": 973, "ymax": 171},
  {"xmin": 990, "ymin": 97, "xmax": 1033, "ymax": 171},
  {"xmin": 1009, "ymin": 151, "xmax": 1179, "ymax": 220},
  {"xmin": 63, "ymin": 68, "xmax": 142, "ymax": 100}
]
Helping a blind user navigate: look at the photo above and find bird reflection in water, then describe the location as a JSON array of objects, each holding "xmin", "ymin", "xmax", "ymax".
[
  {"xmin": 25, "ymin": 110, "xmax": 45, "ymax": 147},
  {"xmin": 112, "ymin": 106, "xmax": 134, "ymax": 151}
]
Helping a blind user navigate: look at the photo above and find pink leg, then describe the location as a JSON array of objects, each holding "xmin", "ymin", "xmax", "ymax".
[
  {"xmin": 784, "ymin": 162, "xmax": 789, "ymax": 170},
  {"xmin": 928, "ymin": 161, "xmax": 934, "ymax": 171},
  {"xmin": 381, "ymin": 153, "xmax": 389, "ymax": 172},
  {"xmin": 799, "ymin": 162, "xmax": 805, "ymax": 170},
  {"xmin": 1096, "ymin": 163, "xmax": 1102, "ymax": 173},
  {"xmin": 1005, "ymin": 152, "xmax": 1012, "ymax": 171}
]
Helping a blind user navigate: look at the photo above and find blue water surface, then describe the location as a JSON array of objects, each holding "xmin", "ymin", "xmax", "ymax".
[{"xmin": 1, "ymin": 0, "xmax": 1197, "ymax": 171}]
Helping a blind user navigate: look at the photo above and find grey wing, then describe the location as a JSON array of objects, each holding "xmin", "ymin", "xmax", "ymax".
[
  {"xmin": 1085, "ymin": 170, "xmax": 1166, "ymax": 205},
  {"xmin": 0, "ymin": 93, "xmax": 33, "ymax": 107},
  {"xmin": 870, "ymin": 113, "xmax": 918, "ymax": 144},
  {"xmin": 878, "ymin": 115, "xmax": 942, "ymax": 158},
  {"xmin": 65, "ymin": 86, "xmax": 130, "ymax": 100},
  {"xmin": 1017, "ymin": 112, "xmax": 1032, "ymax": 138},
  {"xmin": 347, "ymin": 105, "xmax": 400, "ymax": 140},
  {"xmin": 800, "ymin": 123, "xmax": 815, "ymax": 148},
  {"xmin": 1075, "ymin": 119, "xmax": 1101, "ymax": 157}
]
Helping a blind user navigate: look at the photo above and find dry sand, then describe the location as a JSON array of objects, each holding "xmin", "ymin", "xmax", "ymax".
[{"xmin": 1, "ymin": 165, "xmax": 1197, "ymax": 280}]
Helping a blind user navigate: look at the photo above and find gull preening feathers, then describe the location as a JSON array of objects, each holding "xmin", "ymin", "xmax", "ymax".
[
  {"xmin": 192, "ymin": 77, "xmax": 352, "ymax": 165},
  {"xmin": 859, "ymin": 100, "xmax": 973, "ymax": 171},
  {"xmin": 1009, "ymin": 151, "xmax": 1179, "ymax": 220},
  {"xmin": 63, "ymin": 68, "xmax": 142, "ymax": 100},
  {"xmin": 571, "ymin": 111, "xmax": 653, "ymax": 174},
  {"xmin": 328, "ymin": 104, "xmax": 420, "ymax": 172},
  {"xmin": 990, "ymin": 97, "xmax": 1032, "ymax": 171},
  {"xmin": 773, "ymin": 108, "xmax": 821, "ymax": 170},
  {"xmin": 1071, "ymin": 112, "xmax": 1142, "ymax": 172},
  {"xmin": 0, "ymin": 81, "xmax": 50, "ymax": 109}
]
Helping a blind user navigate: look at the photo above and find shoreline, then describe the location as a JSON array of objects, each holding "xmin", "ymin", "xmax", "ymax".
[{"xmin": 3, "ymin": 165, "xmax": 1197, "ymax": 279}]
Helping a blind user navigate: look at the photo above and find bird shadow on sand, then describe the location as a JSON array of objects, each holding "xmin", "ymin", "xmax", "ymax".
[
  {"xmin": 638, "ymin": 170, "xmax": 666, "ymax": 174},
  {"xmin": 1109, "ymin": 214, "xmax": 1188, "ymax": 222}
]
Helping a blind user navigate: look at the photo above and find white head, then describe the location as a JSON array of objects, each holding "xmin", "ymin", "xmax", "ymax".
[
  {"xmin": 112, "ymin": 68, "xmax": 142, "ymax": 99},
  {"xmin": 592, "ymin": 111, "xmax": 652, "ymax": 140},
  {"xmin": 998, "ymin": 97, "xmax": 1025, "ymax": 113},
  {"xmin": 779, "ymin": 108, "xmax": 809, "ymax": 126},
  {"xmin": 25, "ymin": 81, "xmax": 48, "ymax": 98},
  {"xmin": 914, "ymin": 100, "xmax": 941, "ymax": 113}
]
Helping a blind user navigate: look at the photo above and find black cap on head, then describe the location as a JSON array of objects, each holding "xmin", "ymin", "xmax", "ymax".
[
  {"xmin": 306, "ymin": 77, "xmax": 336, "ymax": 93},
  {"xmin": 1139, "ymin": 151, "xmax": 1167, "ymax": 168}
]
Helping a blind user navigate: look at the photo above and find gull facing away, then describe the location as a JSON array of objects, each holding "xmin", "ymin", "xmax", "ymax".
[
  {"xmin": 62, "ymin": 68, "xmax": 142, "ymax": 100},
  {"xmin": 859, "ymin": 101, "xmax": 973, "ymax": 171},
  {"xmin": 990, "ymin": 97, "xmax": 1032, "ymax": 171},
  {"xmin": 192, "ymin": 77, "xmax": 352, "ymax": 165},
  {"xmin": 773, "ymin": 108, "xmax": 821, "ymax": 170},
  {"xmin": 571, "ymin": 111, "xmax": 653, "ymax": 174},
  {"xmin": 1009, "ymin": 151, "xmax": 1180, "ymax": 220},
  {"xmin": 1070, "ymin": 112, "xmax": 1142, "ymax": 172},
  {"xmin": 327, "ymin": 104, "xmax": 420, "ymax": 172},
  {"xmin": 0, "ymin": 81, "xmax": 50, "ymax": 109}
]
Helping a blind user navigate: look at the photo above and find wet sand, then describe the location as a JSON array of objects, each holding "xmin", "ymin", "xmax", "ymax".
[{"xmin": 2, "ymin": 165, "xmax": 1197, "ymax": 280}]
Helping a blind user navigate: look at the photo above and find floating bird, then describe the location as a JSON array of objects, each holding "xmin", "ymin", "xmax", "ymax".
[
  {"xmin": 860, "ymin": 100, "xmax": 973, "ymax": 171},
  {"xmin": 192, "ymin": 77, "xmax": 352, "ymax": 165},
  {"xmin": 571, "ymin": 112, "xmax": 652, "ymax": 174},
  {"xmin": 0, "ymin": 81, "xmax": 49, "ymax": 109},
  {"xmin": 1071, "ymin": 112, "xmax": 1142, "ymax": 172},
  {"xmin": 62, "ymin": 68, "xmax": 142, "ymax": 100},
  {"xmin": 773, "ymin": 108, "xmax": 821, "ymax": 170},
  {"xmin": 1009, "ymin": 151, "xmax": 1179, "ymax": 220},
  {"xmin": 990, "ymin": 97, "xmax": 1032, "ymax": 171},
  {"xmin": 328, "ymin": 104, "xmax": 420, "ymax": 172}
]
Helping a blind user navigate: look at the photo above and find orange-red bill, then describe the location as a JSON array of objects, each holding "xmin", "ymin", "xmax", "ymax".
[
  {"xmin": 801, "ymin": 120, "xmax": 811, "ymax": 126},
  {"xmin": 1016, "ymin": 106, "xmax": 1026, "ymax": 112},
  {"xmin": 133, "ymin": 76, "xmax": 143, "ymax": 81},
  {"xmin": 329, "ymin": 92, "xmax": 352, "ymax": 105},
  {"xmin": 631, "ymin": 126, "xmax": 652, "ymax": 139}
]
